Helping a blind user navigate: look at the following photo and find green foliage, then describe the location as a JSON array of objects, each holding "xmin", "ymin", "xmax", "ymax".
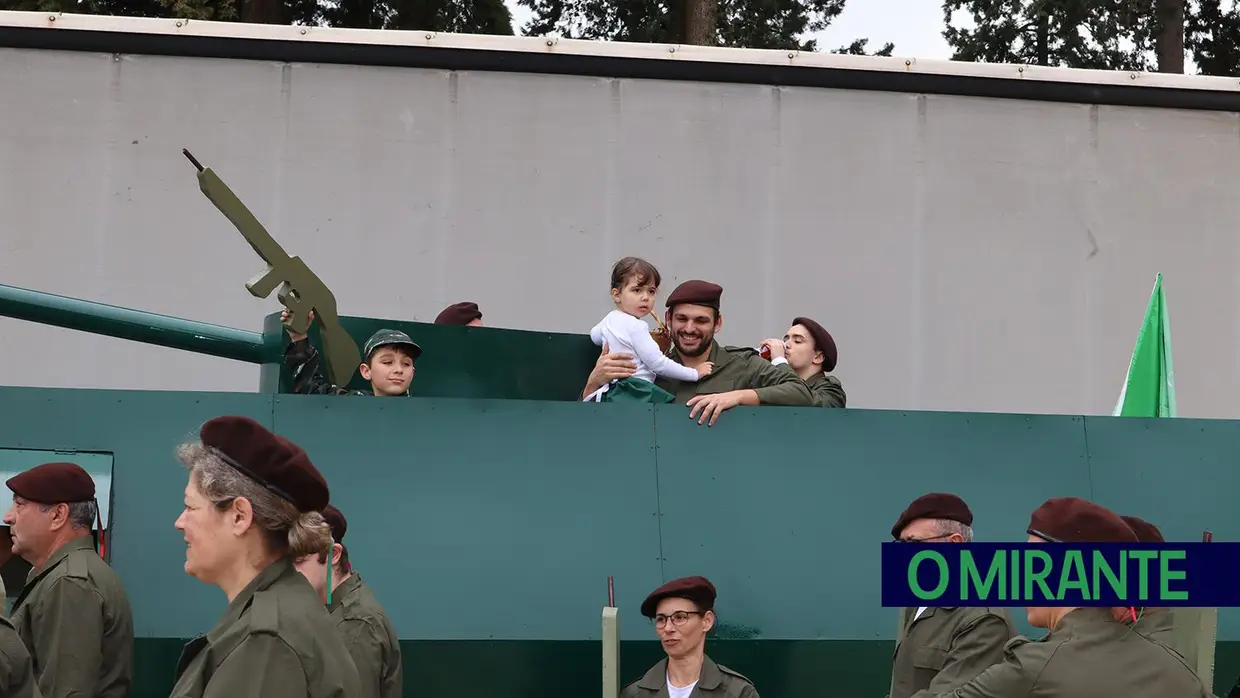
[
  {"xmin": 517, "ymin": 0, "xmax": 896, "ymax": 53},
  {"xmin": 1187, "ymin": 0, "xmax": 1240, "ymax": 75}
]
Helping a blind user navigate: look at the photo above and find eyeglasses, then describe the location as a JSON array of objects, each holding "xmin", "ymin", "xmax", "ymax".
[
  {"xmin": 652, "ymin": 611, "xmax": 704, "ymax": 627},
  {"xmin": 894, "ymin": 534, "xmax": 953, "ymax": 543}
]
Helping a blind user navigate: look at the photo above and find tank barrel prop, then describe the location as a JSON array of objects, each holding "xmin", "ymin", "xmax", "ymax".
[
  {"xmin": 602, "ymin": 575, "xmax": 619, "ymax": 698},
  {"xmin": 0, "ymin": 282, "xmax": 275, "ymax": 365}
]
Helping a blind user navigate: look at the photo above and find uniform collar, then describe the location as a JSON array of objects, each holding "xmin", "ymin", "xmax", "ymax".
[
  {"xmin": 29, "ymin": 535, "xmax": 94, "ymax": 581},
  {"xmin": 328, "ymin": 573, "xmax": 363, "ymax": 614},
  {"xmin": 208, "ymin": 556, "xmax": 294, "ymax": 644},
  {"xmin": 638, "ymin": 655, "xmax": 722, "ymax": 691}
]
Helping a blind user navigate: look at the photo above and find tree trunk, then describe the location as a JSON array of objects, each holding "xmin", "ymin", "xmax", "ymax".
[
  {"xmin": 241, "ymin": 0, "xmax": 282, "ymax": 23},
  {"xmin": 684, "ymin": 0, "xmax": 716, "ymax": 46},
  {"xmin": 1156, "ymin": 0, "xmax": 1186, "ymax": 73}
]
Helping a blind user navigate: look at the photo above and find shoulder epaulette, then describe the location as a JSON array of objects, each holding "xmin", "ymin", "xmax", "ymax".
[
  {"xmin": 248, "ymin": 589, "xmax": 280, "ymax": 636},
  {"xmin": 717, "ymin": 663, "xmax": 754, "ymax": 685},
  {"xmin": 63, "ymin": 550, "xmax": 90, "ymax": 580}
]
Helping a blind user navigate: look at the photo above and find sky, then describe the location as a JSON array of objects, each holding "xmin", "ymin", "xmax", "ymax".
[{"xmin": 503, "ymin": 0, "xmax": 955, "ymax": 60}]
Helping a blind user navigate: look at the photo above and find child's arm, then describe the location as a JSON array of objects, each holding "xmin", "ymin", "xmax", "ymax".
[
  {"xmin": 623, "ymin": 316, "xmax": 702, "ymax": 382},
  {"xmin": 589, "ymin": 319, "xmax": 606, "ymax": 347},
  {"xmin": 284, "ymin": 338, "xmax": 354, "ymax": 395}
]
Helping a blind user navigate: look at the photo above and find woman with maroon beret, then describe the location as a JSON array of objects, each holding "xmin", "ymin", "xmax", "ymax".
[
  {"xmin": 1120, "ymin": 514, "xmax": 1177, "ymax": 651},
  {"xmin": 620, "ymin": 576, "xmax": 759, "ymax": 698},
  {"xmin": 168, "ymin": 416, "xmax": 361, "ymax": 698},
  {"xmin": 933, "ymin": 497, "xmax": 1210, "ymax": 698}
]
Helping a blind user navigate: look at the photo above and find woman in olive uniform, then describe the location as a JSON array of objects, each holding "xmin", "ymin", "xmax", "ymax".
[
  {"xmin": 933, "ymin": 497, "xmax": 1211, "ymax": 698},
  {"xmin": 621, "ymin": 576, "xmax": 759, "ymax": 698},
  {"xmin": 168, "ymin": 415, "xmax": 362, "ymax": 698}
]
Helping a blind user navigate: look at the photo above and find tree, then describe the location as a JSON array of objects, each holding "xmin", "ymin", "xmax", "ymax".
[
  {"xmin": 518, "ymin": 0, "xmax": 895, "ymax": 54},
  {"xmin": 1187, "ymin": 0, "xmax": 1240, "ymax": 75},
  {"xmin": 0, "ymin": 0, "xmax": 512, "ymax": 32}
]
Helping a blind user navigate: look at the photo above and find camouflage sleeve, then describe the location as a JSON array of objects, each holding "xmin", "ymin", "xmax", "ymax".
[
  {"xmin": 204, "ymin": 633, "xmax": 310, "ymax": 698},
  {"xmin": 746, "ymin": 356, "xmax": 814, "ymax": 407},
  {"xmin": 30, "ymin": 577, "xmax": 104, "ymax": 698},
  {"xmin": 285, "ymin": 339, "xmax": 352, "ymax": 395},
  {"xmin": 337, "ymin": 618, "xmax": 384, "ymax": 698}
]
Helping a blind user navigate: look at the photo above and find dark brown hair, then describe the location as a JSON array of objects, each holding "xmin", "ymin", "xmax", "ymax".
[{"xmin": 610, "ymin": 257, "xmax": 661, "ymax": 291}]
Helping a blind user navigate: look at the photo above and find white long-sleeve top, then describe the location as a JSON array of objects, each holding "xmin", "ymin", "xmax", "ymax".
[{"xmin": 589, "ymin": 309, "xmax": 700, "ymax": 384}]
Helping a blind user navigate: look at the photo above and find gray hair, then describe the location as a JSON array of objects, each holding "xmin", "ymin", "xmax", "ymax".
[
  {"xmin": 931, "ymin": 518, "xmax": 974, "ymax": 542},
  {"xmin": 38, "ymin": 500, "xmax": 97, "ymax": 530},
  {"xmin": 177, "ymin": 441, "xmax": 330, "ymax": 559}
]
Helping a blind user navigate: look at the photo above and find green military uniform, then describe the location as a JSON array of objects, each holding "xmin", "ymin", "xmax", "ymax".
[
  {"xmin": 1134, "ymin": 607, "xmax": 1175, "ymax": 647},
  {"xmin": 169, "ymin": 557, "xmax": 362, "ymax": 698},
  {"xmin": 328, "ymin": 574, "xmax": 402, "ymax": 698},
  {"xmin": 935, "ymin": 607, "xmax": 1211, "ymax": 697},
  {"xmin": 804, "ymin": 371, "xmax": 846, "ymax": 407},
  {"xmin": 654, "ymin": 342, "xmax": 813, "ymax": 406},
  {"xmin": 0, "ymin": 614, "xmax": 40, "ymax": 698},
  {"xmin": 11, "ymin": 535, "xmax": 134, "ymax": 698},
  {"xmin": 620, "ymin": 656, "xmax": 758, "ymax": 698},
  {"xmin": 888, "ymin": 606, "xmax": 1014, "ymax": 698}
]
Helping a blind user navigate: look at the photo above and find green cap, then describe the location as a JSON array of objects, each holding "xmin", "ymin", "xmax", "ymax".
[{"xmin": 363, "ymin": 329, "xmax": 422, "ymax": 361}]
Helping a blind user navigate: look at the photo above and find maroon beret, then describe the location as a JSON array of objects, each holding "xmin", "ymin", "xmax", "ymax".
[
  {"xmin": 434, "ymin": 302, "xmax": 482, "ymax": 326},
  {"xmin": 7, "ymin": 462, "xmax": 95, "ymax": 505},
  {"xmin": 791, "ymin": 316, "xmax": 838, "ymax": 372},
  {"xmin": 1027, "ymin": 497, "xmax": 1137, "ymax": 544},
  {"xmin": 200, "ymin": 416, "xmax": 330, "ymax": 514},
  {"xmin": 1121, "ymin": 515, "xmax": 1164, "ymax": 543},
  {"xmin": 665, "ymin": 280, "xmax": 723, "ymax": 311},
  {"xmin": 640, "ymin": 576, "xmax": 717, "ymax": 618},
  {"xmin": 891, "ymin": 492, "xmax": 973, "ymax": 539},
  {"xmin": 323, "ymin": 504, "xmax": 348, "ymax": 543}
]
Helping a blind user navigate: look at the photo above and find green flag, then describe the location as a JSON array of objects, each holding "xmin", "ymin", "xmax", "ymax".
[{"xmin": 1112, "ymin": 273, "xmax": 1176, "ymax": 417}]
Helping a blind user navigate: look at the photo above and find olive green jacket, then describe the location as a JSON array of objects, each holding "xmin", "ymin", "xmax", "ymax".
[
  {"xmin": 889, "ymin": 606, "xmax": 1015, "ymax": 698},
  {"xmin": 620, "ymin": 656, "xmax": 759, "ymax": 698},
  {"xmin": 169, "ymin": 557, "xmax": 362, "ymax": 698},
  {"xmin": 328, "ymin": 573, "xmax": 403, "ymax": 698},
  {"xmin": 1133, "ymin": 607, "xmax": 1175, "ymax": 647},
  {"xmin": 771, "ymin": 363, "xmax": 846, "ymax": 408},
  {"xmin": 10, "ymin": 535, "xmax": 133, "ymax": 698},
  {"xmin": 935, "ymin": 607, "xmax": 1213, "ymax": 697},
  {"xmin": 655, "ymin": 342, "xmax": 813, "ymax": 407},
  {"xmin": 0, "ymin": 615, "xmax": 40, "ymax": 698}
]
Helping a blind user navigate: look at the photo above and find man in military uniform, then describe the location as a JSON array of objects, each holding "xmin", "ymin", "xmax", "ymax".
[
  {"xmin": 3, "ymin": 461, "xmax": 134, "ymax": 698},
  {"xmin": 888, "ymin": 493, "xmax": 1014, "ymax": 698},
  {"xmin": 759, "ymin": 316, "xmax": 846, "ymax": 408},
  {"xmin": 434, "ymin": 301, "xmax": 483, "ymax": 326},
  {"xmin": 295, "ymin": 505, "xmax": 402, "ymax": 698},
  {"xmin": 932, "ymin": 497, "xmax": 1211, "ymax": 697},
  {"xmin": 621, "ymin": 576, "xmax": 759, "ymax": 698},
  {"xmin": 1120, "ymin": 514, "xmax": 1175, "ymax": 648},
  {"xmin": 582, "ymin": 280, "xmax": 813, "ymax": 425}
]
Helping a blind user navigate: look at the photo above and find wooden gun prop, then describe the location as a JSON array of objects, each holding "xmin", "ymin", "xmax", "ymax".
[{"xmin": 182, "ymin": 149, "xmax": 361, "ymax": 388}]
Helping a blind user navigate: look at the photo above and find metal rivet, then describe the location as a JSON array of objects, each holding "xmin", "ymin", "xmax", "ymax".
[
  {"xmin": 1018, "ymin": 66, "xmax": 1025, "ymax": 72},
  {"xmin": 669, "ymin": 46, "xmax": 676, "ymax": 53},
  {"xmin": 47, "ymin": 14, "xmax": 55, "ymax": 20},
  {"xmin": 787, "ymin": 52, "xmax": 794, "ymax": 59},
  {"xmin": 546, "ymin": 39, "xmax": 554, "ymax": 46},
  {"xmin": 300, "ymin": 28, "xmax": 307, "ymax": 34},
  {"xmin": 905, "ymin": 59, "xmax": 912, "ymax": 66},
  {"xmin": 425, "ymin": 33, "xmax": 433, "ymax": 39},
  {"xmin": 175, "ymin": 20, "xmax": 183, "ymax": 26}
]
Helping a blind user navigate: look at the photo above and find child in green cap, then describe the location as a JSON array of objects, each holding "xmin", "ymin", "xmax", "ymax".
[{"xmin": 282, "ymin": 309, "xmax": 422, "ymax": 396}]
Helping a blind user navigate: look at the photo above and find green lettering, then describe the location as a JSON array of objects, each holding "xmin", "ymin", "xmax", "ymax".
[
  {"xmin": 1023, "ymin": 549, "xmax": 1055, "ymax": 601},
  {"xmin": 909, "ymin": 550, "xmax": 949, "ymax": 601},
  {"xmin": 1058, "ymin": 550, "xmax": 1090, "ymax": 601},
  {"xmin": 1128, "ymin": 551, "xmax": 1157, "ymax": 602},
  {"xmin": 1092, "ymin": 550, "xmax": 1127, "ymax": 601},
  {"xmin": 962, "ymin": 550, "xmax": 1004, "ymax": 602},
  {"xmin": 1159, "ymin": 550, "xmax": 1188, "ymax": 601}
]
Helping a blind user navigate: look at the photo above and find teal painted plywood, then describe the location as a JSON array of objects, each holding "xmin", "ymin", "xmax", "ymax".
[
  {"xmin": 651, "ymin": 407, "xmax": 1092, "ymax": 641},
  {"xmin": 0, "ymin": 387, "xmax": 275, "ymax": 639},
  {"xmin": 1082, "ymin": 414, "xmax": 1240, "ymax": 638},
  {"xmin": 270, "ymin": 395, "xmax": 665, "ymax": 641}
]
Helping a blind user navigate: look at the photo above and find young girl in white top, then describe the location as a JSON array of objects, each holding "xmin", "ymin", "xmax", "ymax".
[{"xmin": 584, "ymin": 257, "xmax": 713, "ymax": 404}]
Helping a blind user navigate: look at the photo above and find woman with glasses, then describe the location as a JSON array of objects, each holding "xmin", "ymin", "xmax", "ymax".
[{"xmin": 620, "ymin": 576, "xmax": 760, "ymax": 698}]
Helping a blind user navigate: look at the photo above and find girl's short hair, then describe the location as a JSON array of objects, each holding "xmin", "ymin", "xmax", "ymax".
[{"xmin": 610, "ymin": 257, "xmax": 662, "ymax": 291}]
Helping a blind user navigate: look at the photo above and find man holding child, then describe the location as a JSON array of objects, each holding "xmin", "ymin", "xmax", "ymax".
[{"xmin": 582, "ymin": 279, "xmax": 813, "ymax": 425}]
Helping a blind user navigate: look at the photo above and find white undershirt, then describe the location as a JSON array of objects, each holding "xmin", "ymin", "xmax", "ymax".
[
  {"xmin": 667, "ymin": 674, "xmax": 698, "ymax": 698},
  {"xmin": 589, "ymin": 310, "xmax": 700, "ymax": 385},
  {"xmin": 914, "ymin": 606, "xmax": 929, "ymax": 621}
]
